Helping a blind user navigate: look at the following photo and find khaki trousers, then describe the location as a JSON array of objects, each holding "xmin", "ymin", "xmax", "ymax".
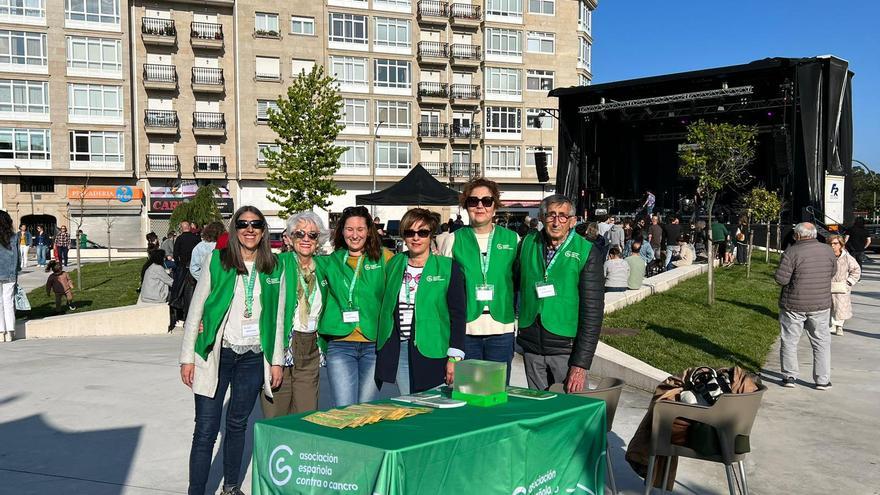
[{"xmin": 261, "ymin": 331, "xmax": 320, "ymax": 418}]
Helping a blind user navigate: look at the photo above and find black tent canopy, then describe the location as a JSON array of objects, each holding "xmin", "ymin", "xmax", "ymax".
[{"xmin": 356, "ymin": 164, "xmax": 461, "ymax": 206}]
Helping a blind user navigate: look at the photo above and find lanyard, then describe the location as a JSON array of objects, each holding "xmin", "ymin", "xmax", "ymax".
[
  {"xmin": 343, "ymin": 255, "xmax": 365, "ymax": 307},
  {"xmin": 543, "ymin": 231, "xmax": 575, "ymax": 281},
  {"xmin": 241, "ymin": 266, "xmax": 257, "ymax": 318},
  {"xmin": 297, "ymin": 266, "xmax": 318, "ymax": 309},
  {"xmin": 478, "ymin": 227, "xmax": 495, "ymax": 285}
]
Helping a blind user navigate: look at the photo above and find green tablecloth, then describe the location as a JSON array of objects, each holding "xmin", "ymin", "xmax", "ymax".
[{"xmin": 252, "ymin": 394, "xmax": 606, "ymax": 495}]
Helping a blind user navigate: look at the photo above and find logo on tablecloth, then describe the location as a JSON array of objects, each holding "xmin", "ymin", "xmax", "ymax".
[{"xmin": 269, "ymin": 445, "xmax": 294, "ymax": 486}]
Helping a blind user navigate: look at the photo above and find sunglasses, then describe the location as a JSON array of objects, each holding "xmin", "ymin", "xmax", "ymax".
[
  {"xmin": 465, "ymin": 196, "xmax": 494, "ymax": 208},
  {"xmin": 403, "ymin": 229, "xmax": 432, "ymax": 239},
  {"xmin": 343, "ymin": 206, "xmax": 370, "ymax": 217},
  {"xmin": 293, "ymin": 230, "xmax": 320, "ymax": 240},
  {"xmin": 235, "ymin": 219, "xmax": 266, "ymax": 230}
]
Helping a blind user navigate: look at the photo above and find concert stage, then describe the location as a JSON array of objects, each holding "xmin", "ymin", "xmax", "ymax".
[{"xmin": 550, "ymin": 56, "xmax": 854, "ymax": 224}]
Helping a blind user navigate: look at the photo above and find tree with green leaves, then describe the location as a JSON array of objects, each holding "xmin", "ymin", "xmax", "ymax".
[
  {"xmin": 852, "ymin": 165, "xmax": 880, "ymax": 219},
  {"xmin": 742, "ymin": 186, "xmax": 782, "ymax": 264},
  {"xmin": 264, "ymin": 64, "xmax": 345, "ymax": 218},
  {"xmin": 169, "ymin": 184, "xmax": 222, "ymax": 231},
  {"xmin": 679, "ymin": 121, "xmax": 757, "ymax": 304}
]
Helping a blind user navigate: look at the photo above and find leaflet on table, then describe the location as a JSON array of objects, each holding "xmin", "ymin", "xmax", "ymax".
[
  {"xmin": 409, "ymin": 396, "xmax": 467, "ymax": 408},
  {"xmin": 391, "ymin": 391, "xmax": 443, "ymax": 403},
  {"xmin": 506, "ymin": 386, "xmax": 558, "ymax": 400}
]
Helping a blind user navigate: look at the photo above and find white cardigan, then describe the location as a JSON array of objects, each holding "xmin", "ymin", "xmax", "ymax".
[{"xmin": 179, "ymin": 252, "xmax": 285, "ymax": 398}]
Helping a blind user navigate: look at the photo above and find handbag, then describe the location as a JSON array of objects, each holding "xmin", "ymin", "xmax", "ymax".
[
  {"xmin": 14, "ymin": 284, "xmax": 31, "ymax": 311},
  {"xmin": 830, "ymin": 281, "xmax": 848, "ymax": 294}
]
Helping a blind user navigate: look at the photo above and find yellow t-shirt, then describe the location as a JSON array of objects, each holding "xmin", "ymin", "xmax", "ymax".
[
  {"xmin": 338, "ymin": 248, "xmax": 394, "ymax": 343},
  {"xmin": 19, "ymin": 233, "xmax": 27, "ymax": 246}
]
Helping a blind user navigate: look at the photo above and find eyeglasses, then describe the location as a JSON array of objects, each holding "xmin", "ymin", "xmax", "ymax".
[
  {"xmin": 293, "ymin": 230, "xmax": 320, "ymax": 240},
  {"xmin": 235, "ymin": 219, "xmax": 266, "ymax": 230},
  {"xmin": 343, "ymin": 206, "xmax": 370, "ymax": 216},
  {"xmin": 544, "ymin": 213, "xmax": 572, "ymax": 222},
  {"xmin": 830, "ymin": 241, "xmax": 841, "ymax": 245},
  {"xmin": 403, "ymin": 228, "xmax": 432, "ymax": 239},
  {"xmin": 465, "ymin": 196, "xmax": 494, "ymax": 208}
]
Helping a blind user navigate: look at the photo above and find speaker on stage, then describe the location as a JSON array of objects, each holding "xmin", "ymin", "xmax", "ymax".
[
  {"xmin": 773, "ymin": 128, "xmax": 792, "ymax": 176},
  {"xmin": 535, "ymin": 151, "xmax": 549, "ymax": 183}
]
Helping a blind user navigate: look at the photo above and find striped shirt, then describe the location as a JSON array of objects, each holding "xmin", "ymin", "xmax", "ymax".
[{"xmin": 397, "ymin": 264, "xmax": 423, "ymax": 340}]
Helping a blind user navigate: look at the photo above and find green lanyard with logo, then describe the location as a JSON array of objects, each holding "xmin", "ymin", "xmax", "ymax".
[
  {"xmin": 475, "ymin": 227, "xmax": 496, "ymax": 302},
  {"xmin": 343, "ymin": 255, "xmax": 365, "ymax": 309},
  {"xmin": 478, "ymin": 227, "xmax": 496, "ymax": 285},
  {"xmin": 543, "ymin": 231, "xmax": 575, "ymax": 281},
  {"xmin": 298, "ymin": 268, "xmax": 318, "ymax": 309},
  {"xmin": 241, "ymin": 267, "xmax": 257, "ymax": 318},
  {"xmin": 536, "ymin": 231, "xmax": 574, "ymax": 299}
]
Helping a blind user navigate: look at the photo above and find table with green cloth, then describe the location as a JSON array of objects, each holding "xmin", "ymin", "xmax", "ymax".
[{"xmin": 252, "ymin": 394, "xmax": 606, "ymax": 495}]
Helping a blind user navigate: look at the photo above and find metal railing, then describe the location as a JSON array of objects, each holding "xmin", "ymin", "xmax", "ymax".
[
  {"xmin": 449, "ymin": 161, "xmax": 480, "ymax": 178},
  {"xmin": 417, "ymin": 41, "xmax": 448, "ymax": 58},
  {"xmin": 420, "ymin": 161, "xmax": 448, "ymax": 176},
  {"xmin": 144, "ymin": 110, "xmax": 178, "ymax": 128},
  {"xmin": 142, "ymin": 17, "xmax": 175, "ymax": 36},
  {"xmin": 450, "ymin": 83, "xmax": 480, "ymax": 99},
  {"xmin": 145, "ymin": 154, "xmax": 179, "ymax": 172},
  {"xmin": 418, "ymin": 0, "xmax": 448, "ymax": 17},
  {"xmin": 194, "ymin": 156, "xmax": 226, "ymax": 172},
  {"xmin": 143, "ymin": 64, "xmax": 177, "ymax": 83},
  {"xmin": 191, "ymin": 21, "xmax": 223, "ymax": 40},
  {"xmin": 450, "ymin": 123, "xmax": 480, "ymax": 139},
  {"xmin": 418, "ymin": 122, "xmax": 448, "ymax": 138},
  {"xmin": 417, "ymin": 81, "xmax": 448, "ymax": 98},
  {"xmin": 193, "ymin": 112, "xmax": 225, "ymax": 129},
  {"xmin": 450, "ymin": 3, "xmax": 481, "ymax": 20},
  {"xmin": 192, "ymin": 67, "xmax": 224, "ymax": 85},
  {"xmin": 450, "ymin": 43, "xmax": 481, "ymax": 60}
]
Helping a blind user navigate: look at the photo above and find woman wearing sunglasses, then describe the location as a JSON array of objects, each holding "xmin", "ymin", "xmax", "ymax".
[
  {"xmin": 319, "ymin": 206, "xmax": 393, "ymax": 406},
  {"xmin": 179, "ymin": 206, "xmax": 285, "ymax": 495},
  {"xmin": 261, "ymin": 211, "xmax": 328, "ymax": 417},
  {"xmin": 375, "ymin": 208, "xmax": 466, "ymax": 394},
  {"xmin": 441, "ymin": 178, "xmax": 519, "ymax": 383}
]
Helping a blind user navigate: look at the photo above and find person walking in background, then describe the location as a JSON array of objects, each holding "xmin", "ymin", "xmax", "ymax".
[
  {"xmin": 17, "ymin": 224, "xmax": 31, "ymax": 269},
  {"xmin": 648, "ymin": 215, "xmax": 663, "ymax": 260},
  {"xmin": 77, "ymin": 229, "xmax": 88, "ymax": 250},
  {"xmin": 579, "ymin": 221, "xmax": 609, "ymax": 261},
  {"xmin": 189, "ymin": 222, "xmax": 224, "ymax": 282},
  {"xmin": 169, "ymin": 220, "xmax": 201, "ymax": 331},
  {"xmin": 662, "ymin": 216, "xmax": 682, "ymax": 269},
  {"xmin": 844, "ymin": 217, "xmax": 871, "ymax": 268},
  {"xmin": 642, "ymin": 190, "xmax": 656, "ymax": 216},
  {"xmin": 711, "ymin": 218, "xmax": 730, "ymax": 266},
  {"xmin": 826, "ymin": 234, "xmax": 861, "ymax": 336},
  {"xmin": 735, "ymin": 216, "xmax": 749, "ymax": 265},
  {"xmin": 0, "ymin": 211, "xmax": 18, "ymax": 342},
  {"xmin": 33, "ymin": 225, "xmax": 50, "ymax": 267},
  {"xmin": 54, "ymin": 226, "xmax": 70, "ymax": 267},
  {"xmin": 139, "ymin": 250, "xmax": 173, "ymax": 305},
  {"xmin": 775, "ymin": 222, "xmax": 837, "ymax": 390},
  {"xmin": 605, "ymin": 216, "xmax": 625, "ymax": 252},
  {"xmin": 160, "ymin": 230, "xmax": 177, "ymax": 267},
  {"xmin": 625, "ymin": 242, "xmax": 647, "ymax": 290},
  {"xmin": 45, "ymin": 260, "xmax": 75, "ymax": 313},
  {"xmin": 603, "ymin": 246, "xmax": 630, "ymax": 293}
]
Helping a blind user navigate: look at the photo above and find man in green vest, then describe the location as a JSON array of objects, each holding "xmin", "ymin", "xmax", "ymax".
[{"xmin": 516, "ymin": 194, "xmax": 605, "ymax": 392}]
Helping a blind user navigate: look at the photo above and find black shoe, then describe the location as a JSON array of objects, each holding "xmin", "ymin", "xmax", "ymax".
[
  {"xmin": 781, "ymin": 376, "xmax": 796, "ymax": 388},
  {"xmin": 815, "ymin": 382, "xmax": 832, "ymax": 391}
]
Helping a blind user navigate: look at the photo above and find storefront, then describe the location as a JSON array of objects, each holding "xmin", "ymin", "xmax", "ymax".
[
  {"xmin": 147, "ymin": 181, "xmax": 234, "ymax": 236},
  {"xmin": 66, "ymin": 186, "xmax": 146, "ymax": 248}
]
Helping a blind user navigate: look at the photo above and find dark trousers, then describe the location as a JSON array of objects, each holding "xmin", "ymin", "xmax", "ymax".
[
  {"xmin": 850, "ymin": 250, "xmax": 865, "ymax": 268},
  {"xmin": 463, "ymin": 332, "xmax": 514, "ymax": 384},
  {"xmin": 261, "ymin": 332, "xmax": 320, "ymax": 417},
  {"xmin": 57, "ymin": 246, "xmax": 69, "ymax": 266},
  {"xmin": 188, "ymin": 348, "xmax": 263, "ymax": 495}
]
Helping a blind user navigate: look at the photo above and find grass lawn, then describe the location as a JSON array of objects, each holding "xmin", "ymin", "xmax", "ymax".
[
  {"xmin": 602, "ymin": 254, "xmax": 783, "ymax": 375},
  {"xmin": 26, "ymin": 258, "xmax": 146, "ymax": 319}
]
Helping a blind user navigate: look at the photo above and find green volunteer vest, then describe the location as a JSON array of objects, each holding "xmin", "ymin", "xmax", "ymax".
[
  {"xmin": 279, "ymin": 252, "xmax": 328, "ymax": 346},
  {"xmin": 518, "ymin": 231, "xmax": 592, "ymax": 338},
  {"xmin": 318, "ymin": 249, "xmax": 388, "ymax": 340},
  {"xmin": 451, "ymin": 225, "xmax": 517, "ymax": 323},
  {"xmin": 376, "ymin": 253, "xmax": 453, "ymax": 359},
  {"xmin": 195, "ymin": 250, "xmax": 283, "ymax": 364}
]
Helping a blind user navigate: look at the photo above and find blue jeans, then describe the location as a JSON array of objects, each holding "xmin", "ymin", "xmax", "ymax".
[
  {"xmin": 189, "ymin": 348, "xmax": 263, "ymax": 495},
  {"xmin": 463, "ymin": 333, "xmax": 514, "ymax": 384},
  {"xmin": 57, "ymin": 246, "xmax": 69, "ymax": 266},
  {"xmin": 396, "ymin": 339, "xmax": 411, "ymax": 395},
  {"xmin": 36, "ymin": 245, "xmax": 48, "ymax": 265},
  {"xmin": 326, "ymin": 340, "xmax": 380, "ymax": 407}
]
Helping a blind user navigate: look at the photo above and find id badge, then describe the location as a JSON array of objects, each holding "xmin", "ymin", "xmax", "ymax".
[
  {"xmin": 400, "ymin": 309, "xmax": 414, "ymax": 326},
  {"xmin": 535, "ymin": 282, "xmax": 557, "ymax": 299},
  {"xmin": 241, "ymin": 320, "xmax": 260, "ymax": 337},
  {"xmin": 307, "ymin": 318, "xmax": 318, "ymax": 332},
  {"xmin": 342, "ymin": 309, "xmax": 360, "ymax": 323},
  {"xmin": 475, "ymin": 284, "xmax": 495, "ymax": 302}
]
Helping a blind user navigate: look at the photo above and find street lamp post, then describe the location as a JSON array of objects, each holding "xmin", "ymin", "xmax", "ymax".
[
  {"xmin": 371, "ymin": 120, "xmax": 385, "ymax": 217},
  {"xmin": 468, "ymin": 107, "xmax": 481, "ymax": 178}
]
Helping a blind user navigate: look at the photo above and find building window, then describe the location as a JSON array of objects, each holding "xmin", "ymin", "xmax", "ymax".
[
  {"xmin": 374, "ymin": 0, "xmax": 410, "ymax": 10},
  {"xmin": 374, "ymin": 17, "xmax": 410, "ymax": 48},
  {"xmin": 291, "ymin": 16, "xmax": 315, "ymax": 35},
  {"xmin": 68, "ymin": 83, "xmax": 122, "ymax": 120},
  {"xmin": 485, "ymin": 28, "xmax": 521, "ymax": 57},
  {"xmin": 0, "ymin": 0, "xmax": 45, "ymax": 20},
  {"xmin": 69, "ymin": 130, "xmax": 122, "ymax": 164},
  {"xmin": 375, "ymin": 100, "xmax": 410, "ymax": 128},
  {"xmin": 374, "ymin": 59, "xmax": 411, "ymax": 88},
  {"xmin": 578, "ymin": 37, "xmax": 591, "ymax": 70},
  {"xmin": 485, "ymin": 107, "xmax": 521, "ymax": 134},
  {"xmin": 375, "ymin": 141, "xmax": 410, "ymax": 170},
  {"xmin": 578, "ymin": 1, "xmax": 591, "ymax": 33},
  {"xmin": 486, "ymin": 0, "xmax": 522, "ymax": 18},
  {"xmin": 328, "ymin": 12, "xmax": 367, "ymax": 45},
  {"xmin": 528, "ymin": 0, "xmax": 554, "ymax": 15},
  {"xmin": 526, "ymin": 31, "xmax": 554, "ymax": 54},
  {"xmin": 256, "ymin": 99, "xmax": 279, "ymax": 123},
  {"xmin": 257, "ymin": 142, "xmax": 280, "ymax": 167},
  {"xmin": 0, "ymin": 127, "xmax": 49, "ymax": 160},
  {"xmin": 19, "ymin": 176, "xmax": 54, "ymax": 192},
  {"xmin": 255, "ymin": 56, "xmax": 280, "ymax": 80},
  {"xmin": 337, "ymin": 140, "xmax": 368, "ymax": 170},
  {"xmin": 485, "ymin": 145, "xmax": 520, "ymax": 173},
  {"xmin": 65, "ymin": 0, "xmax": 119, "ymax": 25},
  {"xmin": 485, "ymin": 67, "xmax": 521, "ymax": 97},
  {"xmin": 526, "ymin": 108, "xmax": 553, "ymax": 129},
  {"xmin": 291, "ymin": 58, "xmax": 314, "ymax": 76},
  {"xmin": 66, "ymin": 36, "xmax": 122, "ymax": 75},
  {"xmin": 526, "ymin": 69, "xmax": 554, "ymax": 91},
  {"xmin": 329, "ymin": 56, "xmax": 367, "ymax": 87},
  {"xmin": 0, "ymin": 30, "xmax": 47, "ymax": 68},
  {"xmin": 526, "ymin": 146, "xmax": 552, "ymax": 168},
  {"xmin": 338, "ymin": 98, "xmax": 368, "ymax": 128},
  {"xmin": 254, "ymin": 12, "xmax": 279, "ymax": 36},
  {"xmin": 0, "ymin": 79, "xmax": 48, "ymax": 117},
  {"xmin": 578, "ymin": 73, "xmax": 590, "ymax": 86}
]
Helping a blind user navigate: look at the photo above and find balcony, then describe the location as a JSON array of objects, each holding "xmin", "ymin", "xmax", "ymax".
[
  {"xmin": 192, "ymin": 112, "xmax": 226, "ymax": 136},
  {"xmin": 450, "ymin": 44, "xmax": 481, "ymax": 67},
  {"xmin": 419, "ymin": 161, "xmax": 448, "ymax": 176},
  {"xmin": 192, "ymin": 67, "xmax": 224, "ymax": 93},
  {"xmin": 144, "ymin": 110, "xmax": 179, "ymax": 135},
  {"xmin": 142, "ymin": 18, "xmax": 176, "ymax": 46},
  {"xmin": 143, "ymin": 64, "xmax": 178, "ymax": 91},
  {"xmin": 449, "ymin": 3, "xmax": 481, "ymax": 27},
  {"xmin": 450, "ymin": 83, "xmax": 481, "ymax": 103},
  {"xmin": 145, "ymin": 154, "xmax": 179, "ymax": 173},
  {"xmin": 417, "ymin": 0, "xmax": 447, "ymax": 24},
  {"xmin": 254, "ymin": 28, "xmax": 281, "ymax": 39},
  {"xmin": 417, "ymin": 82, "xmax": 448, "ymax": 104},
  {"xmin": 417, "ymin": 41, "xmax": 448, "ymax": 64},
  {"xmin": 450, "ymin": 123, "xmax": 481, "ymax": 140},
  {"xmin": 417, "ymin": 122, "xmax": 448, "ymax": 143},
  {"xmin": 191, "ymin": 21, "xmax": 224, "ymax": 49},
  {"xmin": 449, "ymin": 161, "xmax": 480, "ymax": 180},
  {"xmin": 194, "ymin": 156, "xmax": 226, "ymax": 173}
]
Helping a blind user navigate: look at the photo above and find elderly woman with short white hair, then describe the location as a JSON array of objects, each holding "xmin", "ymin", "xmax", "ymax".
[{"xmin": 261, "ymin": 211, "xmax": 329, "ymax": 418}]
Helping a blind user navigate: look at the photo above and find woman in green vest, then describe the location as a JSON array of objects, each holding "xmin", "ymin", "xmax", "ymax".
[
  {"xmin": 441, "ymin": 178, "xmax": 518, "ymax": 383},
  {"xmin": 178, "ymin": 206, "xmax": 284, "ymax": 495},
  {"xmin": 375, "ymin": 208, "xmax": 466, "ymax": 394},
  {"xmin": 319, "ymin": 206, "xmax": 392, "ymax": 406}
]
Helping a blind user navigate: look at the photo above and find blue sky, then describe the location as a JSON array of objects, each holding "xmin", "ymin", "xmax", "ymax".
[{"xmin": 591, "ymin": 0, "xmax": 880, "ymax": 171}]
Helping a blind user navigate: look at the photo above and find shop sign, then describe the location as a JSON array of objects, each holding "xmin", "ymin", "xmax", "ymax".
[
  {"xmin": 149, "ymin": 196, "xmax": 234, "ymax": 215},
  {"xmin": 68, "ymin": 186, "xmax": 144, "ymax": 201}
]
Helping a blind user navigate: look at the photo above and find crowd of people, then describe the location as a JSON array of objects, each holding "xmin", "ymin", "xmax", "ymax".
[{"xmin": 12, "ymin": 224, "xmax": 86, "ymax": 269}]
